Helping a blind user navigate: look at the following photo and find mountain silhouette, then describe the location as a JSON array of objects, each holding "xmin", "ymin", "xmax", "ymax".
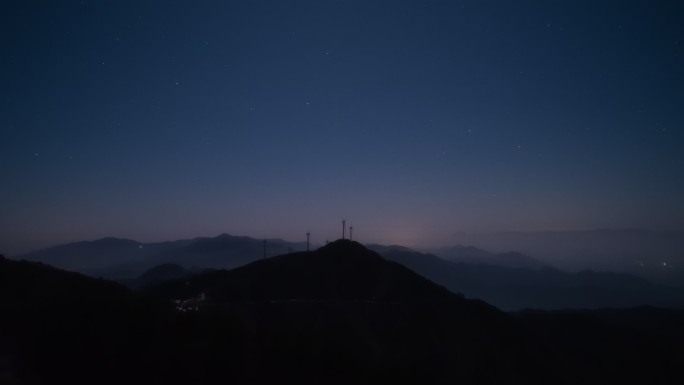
[
  {"xmin": 17, "ymin": 233, "xmax": 305, "ymax": 279},
  {"xmin": 374, "ymin": 247, "xmax": 684, "ymax": 311},
  {"xmin": 425, "ymin": 245, "xmax": 548, "ymax": 269},
  {"xmin": 0, "ymin": 255, "xmax": 202, "ymax": 385},
  {"xmin": 19, "ymin": 237, "xmax": 148, "ymax": 271},
  {"xmin": 4, "ymin": 249, "xmax": 684, "ymax": 384},
  {"xmin": 17, "ymin": 237, "xmax": 193, "ymax": 278},
  {"xmin": 17, "ymin": 234, "xmax": 684, "ymax": 311},
  {"xmin": 146, "ymin": 239, "xmax": 461, "ymax": 303},
  {"xmin": 142, "ymin": 240, "xmax": 559, "ymax": 384},
  {"xmin": 450, "ymin": 229, "xmax": 684, "ymax": 286},
  {"xmin": 119, "ymin": 263, "xmax": 195, "ymax": 288},
  {"xmin": 144, "ymin": 233, "xmax": 302, "ymax": 272}
]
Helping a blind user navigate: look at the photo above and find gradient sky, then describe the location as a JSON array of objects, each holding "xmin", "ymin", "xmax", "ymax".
[{"xmin": 2, "ymin": 0, "xmax": 683, "ymax": 254}]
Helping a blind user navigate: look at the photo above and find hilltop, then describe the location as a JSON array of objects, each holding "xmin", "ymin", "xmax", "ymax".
[{"xmin": 145, "ymin": 239, "xmax": 459, "ymax": 303}]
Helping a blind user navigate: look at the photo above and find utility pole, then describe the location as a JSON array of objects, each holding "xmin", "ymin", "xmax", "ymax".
[
  {"xmin": 349, "ymin": 226, "xmax": 353, "ymax": 241},
  {"xmin": 342, "ymin": 220, "xmax": 346, "ymax": 239},
  {"xmin": 306, "ymin": 232, "xmax": 310, "ymax": 251}
]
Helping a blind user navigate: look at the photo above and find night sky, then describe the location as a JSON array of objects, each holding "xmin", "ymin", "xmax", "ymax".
[{"xmin": 2, "ymin": 0, "xmax": 683, "ymax": 254}]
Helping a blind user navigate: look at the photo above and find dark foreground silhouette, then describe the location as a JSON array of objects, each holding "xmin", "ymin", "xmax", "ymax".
[{"xmin": 2, "ymin": 241, "xmax": 683, "ymax": 384}]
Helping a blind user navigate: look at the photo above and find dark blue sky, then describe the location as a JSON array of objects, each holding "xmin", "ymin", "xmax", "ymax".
[{"xmin": 2, "ymin": 0, "xmax": 683, "ymax": 254}]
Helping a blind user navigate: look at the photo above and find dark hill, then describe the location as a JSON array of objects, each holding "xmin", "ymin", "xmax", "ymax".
[
  {"xmin": 4, "ymin": 249, "xmax": 684, "ymax": 384},
  {"xmin": 515, "ymin": 307, "xmax": 684, "ymax": 385},
  {"xmin": 148, "ymin": 239, "xmax": 462, "ymax": 303},
  {"xmin": 131, "ymin": 263, "xmax": 194, "ymax": 287},
  {"xmin": 143, "ymin": 240, "xmax": 564, "ymax": 384},
  {"xmin": 0, "ymin": 255, "xmax": 244, "ymax": 385},
  {"xmin": 4, "ymin": 246, "xmax": 559, "ymax": 384}
]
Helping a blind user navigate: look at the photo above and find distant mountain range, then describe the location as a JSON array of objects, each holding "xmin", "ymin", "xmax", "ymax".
[
  {"xmin": 15, "ymin": 233, "xmax": 684, "ymax": 311},
  {"xmin": 370, "ymin": 246, "xmax": 684, "ymax": 311},
  {"xmin": 450, "ymin": 229, "xmax": 684, "ymax": 286},
  {"xmin": 17, "ymin": 237, "xmax": 191, "ymax": 278},
  {"xmin": 18, "ymin": 233, "xmax": 305, "ymax": 279},
  {"xmin": 421, "ymin": 245, "xmax": 548, "ymax": 269},
  {"xmin": 17, "ymin": 234, "xmax": 546, "ymax": 277}
]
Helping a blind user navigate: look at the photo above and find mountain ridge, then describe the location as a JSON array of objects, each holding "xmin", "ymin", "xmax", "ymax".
[
  {"xmin": 16, "ymin": 234, "xmax": 684, "ymax": 310},
  {"xmin": 144, "ymin": 239, "xmax": 465, "ymax": 305},
  {"xmin": 374, "ymin": 247, "xmax": 684, "ymax": 311}
]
